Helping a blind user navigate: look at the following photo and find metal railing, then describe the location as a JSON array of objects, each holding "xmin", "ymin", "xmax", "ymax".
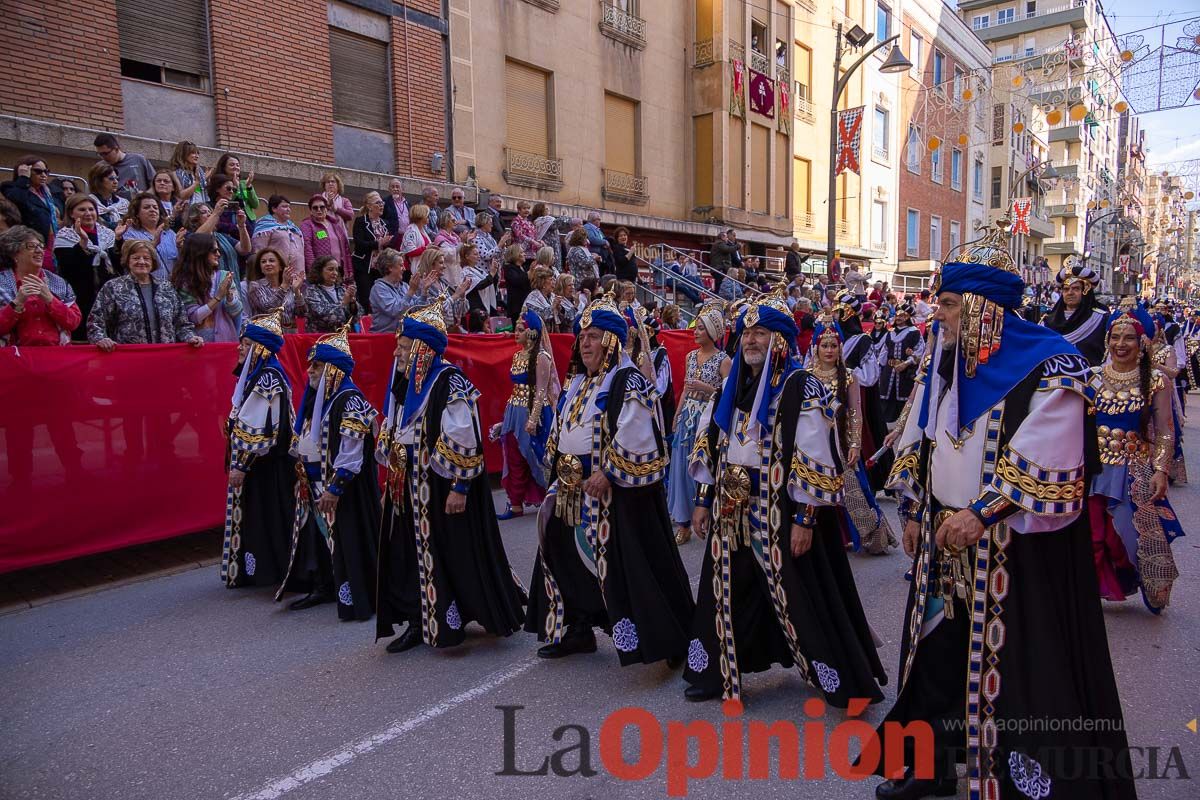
[
  {"xmin": 693, "ymin": 38, "xmax": 715, "ymax": 67},
  {"xmin": 794, "ymin": 212, "xmax": 815, "ymax": 233},
  {"xmin": 602, "ymin": 169, "xmax": 648, "ymax": 205},
  {"xmin": 794, "ymin": 94, "xmax": 815, "ymax": 124},
  {"xmin": 503, "ymin": 147, "xmax": 563, "ymax": 190},
  {"xmin": 599, "ymin": 1, "xmax": 646, "ymax": 48}
]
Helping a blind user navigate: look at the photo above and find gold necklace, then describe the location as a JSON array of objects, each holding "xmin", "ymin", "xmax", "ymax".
[{"xmin": 1103, "ymin": 362, "xmax": 1140, "ymax": 384}]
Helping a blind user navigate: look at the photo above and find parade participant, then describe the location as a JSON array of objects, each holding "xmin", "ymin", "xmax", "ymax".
[
  {"xmin": 223, "ymin": 309, "xmax": 295, "ymax": 589},
  {"xmin": 871, "ymin": 223, "xmax": 1135, "ymax": 800},
  {"xmin": 877, "ymin": 302, "xmax": 925, "ymax": 424},
  {"xmin": 869, "ymin": 306, "xmax": 890, "ymax": 349},
  {"xmin": 828, "ymin": 290, "xmax": 889, "ymax": 490},
  {"xmin": 1090, "ymin": 308, "xmax": 1183, "ymax": 614},
  {"xmin": 1149, "ymin": 301, "xmax": 1188, "ymax": 484},
  {"xmin": 1154, "ymin": 298, "xmax": 1189, "ymax": 408},
  {"xmin": 278, "ymin": 325, "xmax": 380, "ymax": 621},
  {"xmin": 1181, "ymin": 307, "xmax": 1200, "ymax": 389},
  {"xmin": 646, "ymin": 317, "xmax": 676, "ymax": 437},
  {"xmin": 525, "ymin": 293, "xmax": 695, "ymax": 666},
  {"xmin": 491, "ymin": 310, "xmax": 560, "ymax": 519},
  {"xmin": 375, "ymin": 298, "xmax": 527, "ymax": 653},
  {"xmin": 682, "ymin": 286, "xmax": 887, "ymax": 705},
  {"xmin": 808, "ymin": 320, "xmax": 897, "ymax": 555},
  {"xmin": 668, "ymin": 301, "xmax": 730, "ymax": 545},
  {"xmin": 1040, "ymin": 257, "xmax": 1107, "ymax": 366}
]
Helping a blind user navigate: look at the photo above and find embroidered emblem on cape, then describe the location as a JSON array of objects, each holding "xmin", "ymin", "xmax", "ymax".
[
  {"xmin": 687, "ymin": 638, "xmax": 709, "ymax": 673},
  {"xmin": 1008, "ymin": 751, "xmax": 1051, "ymax": 799},
  {"xmin": 243, "ymin": 552, "xmax": 256, "ymax": 576},
  {"xmin": 445, "ymin": 600, "xmax": 462, "ymax": 630},
  {"xmin": 337, "ymin": 581, "xmax": 353, "ymax": 607},
  {"xmin": 612, "ymin": 617, "xmax": 639, "ymax": 652},
  {"xmin": 812, "ymin": 660, "xmax": 841, "ymax": 694}
]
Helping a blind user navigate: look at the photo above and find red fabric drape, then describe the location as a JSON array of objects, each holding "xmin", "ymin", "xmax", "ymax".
[{"xmin": 0, "ymin": 330, "xmax": 700, "ymax": 572}]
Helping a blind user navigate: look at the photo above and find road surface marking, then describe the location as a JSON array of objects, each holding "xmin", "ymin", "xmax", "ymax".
[{"xmin": 229, "ymin": 658, "xmax": 538, "ymax": 800}]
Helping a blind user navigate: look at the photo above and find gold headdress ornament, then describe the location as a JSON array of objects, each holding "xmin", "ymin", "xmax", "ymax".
[
  {"xmin": 1057, "ymin": 254, "xmax": 1099, "ymax": 294},
  {"xmin": 311, "ymin": 321, "xmax": 354, "ymax": 403},
  {"xmin": 397, "ymin": 294, "xmax": 449, "ymax": 392},
  {"xmin": 248, "ymin": 307, "xmax": 284, "ymax": 335},
  {"xmin": 932, "ymin": 217, "xmax": 1019, "ymax": 377},
  {"xmin": 696, "ymin": 299, "xmax": 727, "ymax": 342},
  {"xmin": 399, "ymin": 293, "xmax": 450, "ymax": 336}
]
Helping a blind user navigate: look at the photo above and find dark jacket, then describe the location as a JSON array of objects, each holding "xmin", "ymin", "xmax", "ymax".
[
  {"xmin": 1, "ymin": 177, "xmax": 62, "ymax": 242},
  {"xmin": 785, "ymin": 249, "xmax": 804, "ymax": 277},
  {"xmin": 504, "ymin": 261, "xmax": 530, "ymax": 320},
  {"xmin": 709, "ymin": 240, "xmax": 738, "ymax": 273},
  {"xmin": 612, "ymin": 241, "xmax": 638, "ymax": 283}
]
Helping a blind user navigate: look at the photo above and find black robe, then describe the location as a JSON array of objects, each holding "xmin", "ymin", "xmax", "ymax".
[
  {"xmin": 376, "ymin": 367, "xmax": 527, "ymax": 647},
  {"xmin": 223, "ymin": 366, "xmax": 295, "ymax": 589},
  {"xmin": 845, "ymin": 333, "xmax": 890, "ymax": 489},
  {"xmin": 1041, "ymin": 300, "xmax": 1108, "ymax": 366},
  {"xmin": 877, "ymin": 325, "xmax": 923, "ymax": 423},
  {"xmin": 652, "ymin": 346, "xmax": 677, "ymax": 436},
  {"xmin": 525, "ymin": 366, "xmax": 696, "ymax": 666},
  {"xmin": 278, "ymin": 389, "xmax": 380, "ymax": 621},
  {"xmin": 682, "ymin": 369, "xmax": 887, "ymax": 706},
  {"xmin": 871, "ymin": 365, "xmax": 1136, "ymax": 799}
]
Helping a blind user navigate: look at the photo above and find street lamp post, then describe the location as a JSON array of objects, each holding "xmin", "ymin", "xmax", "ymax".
[
  {"xmin": 826, "ymin": 24, "xmax": 910, "ymax": 276},
  {"xmin": 1006, "ymin": 159, "xmax": 1058, "ymax": 280}
]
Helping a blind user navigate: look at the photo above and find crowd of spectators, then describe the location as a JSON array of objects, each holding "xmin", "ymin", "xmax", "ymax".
[{"xmin": 0, "ymin": 133, "xmax": 942, "ymax": 352}]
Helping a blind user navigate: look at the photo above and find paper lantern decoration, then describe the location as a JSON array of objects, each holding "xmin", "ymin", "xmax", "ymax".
[
  {"xmin": 1046, "ymin": 108, "xmax": 1063, "ymax": 125},
  {"xmin": 962, "ymin": 88, "xmax": 974, "ymax": 101},
  {"xmin": 1069, "ymin": 104, "xmax": 1088, "ymax": 121},
  {"xmin": 1194, "ymin": 88, "xmax": 1200, "ymax": 101},
  {"xmin": 958, "ymin": 133, "xmax": 969, "ymax": 146},
  {"xmin": 1114, "ymin": 100, "xmax": 1128, "ymax": 113},
  {"xmin": 1187, "ymin": 191, "xmax": 1196, "ymax": 200},
  {"xmin": 1011, "ymin": 75, "xmax": 1025, "ymax": 88},
  {"xmin": 1100, "ymin": 199, "xmax": 1110, "ymax": 208},
  {"xmin": 1120, "ymin": 50, "xmax": 1134, "ymax": 62},
  {"xmin": 1087, "ymin": 200, "xmax": 1097, "ymax": 210},
  {"xmin": 1012, "ymin": 122, "xmax": 1025, "ymax": 133},
  {"xmin": 927, "ymin": 136, "xmax": 942, "ymax": 151}
]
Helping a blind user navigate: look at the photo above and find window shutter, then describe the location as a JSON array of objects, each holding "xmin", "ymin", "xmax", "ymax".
[
  {"xmin": 604, "ymin": 94, "xmax": 637, "ymax": 175},
  {"xmin": 329, "ymin": 29, "xmax": 391, "ymax": 131},
  {"xmin": 793, "ymin": 157, "xmax": 811, "ymax": 214},
  {"xmin": 116, "ymin": 0, "xmax": 210, "ymax": 78},
  {"xmin": 505, "ymin": 61, "xmax": 549, "ymax": 157}
]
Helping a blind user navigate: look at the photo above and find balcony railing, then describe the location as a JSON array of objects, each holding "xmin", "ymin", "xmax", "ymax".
[
  {"xmin": 729, "ymin": 42, "xmax": 745, "ymax": 63},
  {"xmin": 793, "ymin": 95, "xmax": 815, "ymax": 125},
  {"xmin": 518, "ymin": 0, "xmax": 559, "ymax": 10},
  {"xmin": 694, "ymin": 38, "xmax": 714, "ymax": 67},
  {"xmin": 599, "ymin": 1, "xmax": 646, "ymax": 50},
  {"xmin": 602, "ymin": 169, "xmax": 649, "ymax": 205},
  {"xmin": 750, "ymin": 49, "xmax": 770, "ymax": 74},
  {"xmin": 794, "ymin": 212, "xmax": 815, "ymax": 233},
  {"xmin": 837, "ymin": 219, "xmax": 851, "ymax": 237},
  {"xmin": 503, "ymin": 147, "xmax": 563, "ymax": 191}
]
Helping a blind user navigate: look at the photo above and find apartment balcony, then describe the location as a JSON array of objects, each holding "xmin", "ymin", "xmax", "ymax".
[
  {"xmin": 598, "ymin": 1, "xmax": 646, "ymax": 50},
  {"xmin": 793, "ymin": 95, "xmax": 815, "ymax": 125},
  {"xmin": 837, "ymin": 219, "xmax": 852, "ymax": 238},
  {"xmin": 693, "ymin": 38, "xmax": 715, "ymax": 67},
  {"xmin": 503, "ymin": 147, "xmax": 563, "ymax": 191},
  {"xmin": 1049, "ymin": 203, "xmax": 1078, "ymax": 218},
  {"xmin": 973, "ymin": 2, "xmax": 1088, "ymax": 43},
  {"xmin": 518, "ymin": 0, "xmax": 559, "ymax": 10},
  {"xmin": 602, "ymin": 169, "xmax": 649, "ymax": 205},
  {"xmin": 750, "ymin": 49, "xmax": 771, "ymax": 75},
  {"xmin": 1029, "ymin": 85, "xmax": 1082, "ymax": 106},
  {"xmin": 1045, "ymin": 241, "xmax": 1080, "ymax": 256},
  {"xmin": 1050, "ymin": 124, "xmax": 1085, "ymax": 143},
  {"xmin": 1028, "ymin": 211, "xmax": 1055, "ymax": 239}
]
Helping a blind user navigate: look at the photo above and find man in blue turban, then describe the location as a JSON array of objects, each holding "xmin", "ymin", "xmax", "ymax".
[
  {"xmin": 373, "ymin": 297, "xmax": 527, "ymax": 654},
  {"xmin": 681, "ymin": 285, "xmax": 887, "ymax": 706},
  {"xmin": 870, "ymin": 223, "xmax": 1135, "ymax": 800},
  {"xmin": 525, "ymin": 292, "xmax": 695, "ymax": 668},
  {"xmin": 276, "ymin": 324, "xmax": 381, "ymax": 622}
]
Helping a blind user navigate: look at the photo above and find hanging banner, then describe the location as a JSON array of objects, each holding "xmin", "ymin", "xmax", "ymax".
[
  {"xmin": 1011, "ymin": 197, "xmax": 1033, "ymax": 235},
  {"xmin": 1118, "ymin": 254, "xmax": 1131, "ymax": 272},
  {"xmin": 778, "ymin": 80, "xmax": 791, "ymax": 134},
  {"xmin": 834, "ymin": 106, "xmax": 865, "ymax": 175},
  {"xmin": 730, "ymin": 59, "xmax": 746, "ymax": 118},
  {"xmin": 749, "ymin": 70, "xmax": 775, "ymax": 118}
]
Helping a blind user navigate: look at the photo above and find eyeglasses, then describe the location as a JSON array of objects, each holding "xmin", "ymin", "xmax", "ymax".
[
  {"xmin": 31, "ymin": 168, "xmax": 48, "ymax": 176},
  {"xmin": 104, "ymin": 173, "xmax": 118, "ymax": 181},
  {"xmin": 22, "ymin": 242, "xmax": 45, "ymax": 252},
  {"xmin": 310, "ymin": 205, "xmax": 327, "ymax": 211}
]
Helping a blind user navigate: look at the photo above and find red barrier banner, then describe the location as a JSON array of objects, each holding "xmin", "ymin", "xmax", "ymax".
[{"xmin": 0, "ymin": 329, "xmax": 699, "ymax": 573}]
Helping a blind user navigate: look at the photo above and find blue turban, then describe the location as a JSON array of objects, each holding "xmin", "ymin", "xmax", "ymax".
[
  {"xmin": 242, "ymin": 321, "xmax": 283, "ymax": 354},
  {"xmin": 938, "ymin": 261, "xmax": 1025, "ymax": 309},
  {"xmin": 522, "ymin": 310, "xmax": 544, "ymax": 334},
  {"xmin": 400, "ymin": 317, "xmax": 448, "ymax": 356},
  {"xmin": 582, "ymin": 307, "xmax": 629, "ymax": 346},
  {"xmin": 311, "ymin": 342, "xmax": 355, "ymax": 376},
  {"xmin": 715, "ymin": 299, "xmax": 800, "ymax": 436}
]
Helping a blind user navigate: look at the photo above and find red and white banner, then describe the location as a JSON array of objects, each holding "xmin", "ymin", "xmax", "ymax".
[
  {"xmin": 1118, "ymin": 254, "xmax": 1131, "ymax": 272},
  {"xmin": 1011, "ymin": 198, "xmax": 1033, "ymax": 235},
  {"xmin": 835, "ymin": 106, "xmax": 865, "ymax": 176}
]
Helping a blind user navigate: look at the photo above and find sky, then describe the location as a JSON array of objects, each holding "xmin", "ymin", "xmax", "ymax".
[{"xmin": 1102, "ymin": 2, "xmax": 1200, "ymax": 170}]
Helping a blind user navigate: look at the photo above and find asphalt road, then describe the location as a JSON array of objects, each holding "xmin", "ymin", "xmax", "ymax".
[{"xmin": 3, "ymin": 417, "xmax": 1200, "ymax": 800}]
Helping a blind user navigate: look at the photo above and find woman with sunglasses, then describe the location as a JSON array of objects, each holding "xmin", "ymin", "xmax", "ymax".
[
  {"xmin": 86, "ymin": 162, "xmax": 129, "ymax": 230},
  {"xmin": 1, "ymin": 157, "xmax": 63, "ymax": 269},
  {"xmin": 301, "ymin": 194, "xmax": 351, "ymax": 282}
]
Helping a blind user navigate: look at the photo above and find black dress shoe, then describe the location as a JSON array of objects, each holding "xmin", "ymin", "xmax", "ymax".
[
  {"xmin": 666, "ymin": 655, "xmax": 684, "ymax": 670},
  {"xmin": 875, "ymin": 773, "xmax": 957, "ymax": 800},
  {"xmin": 288, "ymin": 592, "xmax": 334, "ymax": 611},
  {"xmin": 386, "ymin": 625, "xmax": 424, "ymax": 654},
  {"xmin": 536, "ymin": 630, "xmax": 597, "ymax": 659},
  {"xmin": 683, "ymin": 684, "xmax": 722, "ymax": 702}
]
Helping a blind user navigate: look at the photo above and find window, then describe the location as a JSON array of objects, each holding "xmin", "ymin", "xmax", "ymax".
[
  {"xmin": 505, "ymin": 60, "xmax": 552, "ymax": 158},
  {"xmin": 997, "ymin": 8, "xmax": 1014, "ymax": 24},
  {"xmin": 990, "ymin": 166, "xmax": 1003, "ymax": 209},
  {"xmin": 116, "ymin": 0, "xmax": 211, "ymax": 90},
  {"xmin": 604, "ymin": 93, "xmax": 638, "ymax": 176},
  {"xmin": 872, "ymin": 200, "xmax": 887, "ymax": 247},
  {"xmin": 930, "ymin": 216, "xmax": 942, "ymax": 262},
  {"xmin": 906, "ymin": 209, "xmax": 920, "ymax": 256},
  {"xmin": 910, "ymin": 32, "xmax": 923, "ymax": 73},
  {"xmin": 949, "ymin": 220, "xmax": 961, "ymax": 253},
  {"xmin": 876, "ymin": 2, "xmax": 891, "ymax": 39},
  {"xmin": 1025, "ymin": 1, "xmax": 1036, "ymax": 19},
  {"xmin": 906, "ymin": 125, "xmax": 921, "ymax": 173},
  {"xmin": 329, "ymin": 29, "xmax": 391, "ymax": 131},
  {"xmin": 953, "ymin": 67, "xmax": 965, "ymax": 104},
  {"xmin": 793, "ymin": 42, "xmax": 812, "ymax": 100},
  {"xmin": 931, "ymin": 147, "xmax": 943, "ymax": 183},
  {"xmin": 972, "ymin": 14, "xmax": 989, "ymax": 30},
  {"xmin": 973, "ymin": 158, "xmax": 984, "ymax": 201},
  {"xmin": 751, "ymin": 18, "xmax": 768, "ymax": 54},
  {"xmin": 794, "ymin": 157, "xmax": 812, "ymax": 215},
  {"xmin": 776, "ymin": 39, "xmax": 787, "ymax": 68},
  {"xmin": 951, "ymin": 149, "xmax": 963, "ymax": 190},
  {"xmin": 933, "ymin": 50, "xmax": 945, "ymax": 87},
  {"xmin": 873, "ymin": 106, "xmax": 889, "ymax": 159},
  {"xmin": 1024, "ymin": 38, "xmax": 1036, "ymax": 57}
]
